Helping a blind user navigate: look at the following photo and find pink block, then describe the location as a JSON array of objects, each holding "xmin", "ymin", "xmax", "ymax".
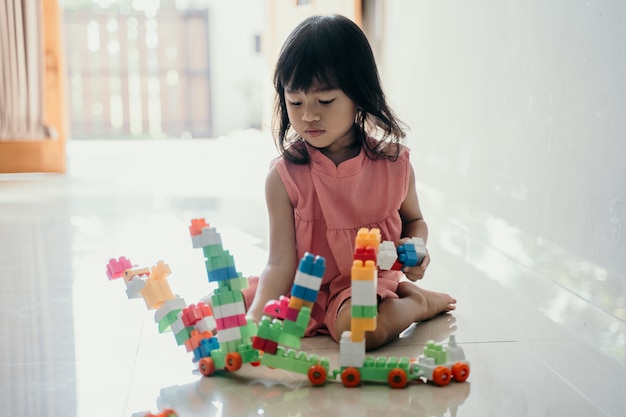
[{"xmin": 106, "ymin": 256, "xmax": 133, "ymax": 280}]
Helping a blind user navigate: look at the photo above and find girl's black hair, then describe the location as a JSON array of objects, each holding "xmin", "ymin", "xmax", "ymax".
[{"xmin": 272, "ymin": 14, "xmax": 407, "ymax": 164}]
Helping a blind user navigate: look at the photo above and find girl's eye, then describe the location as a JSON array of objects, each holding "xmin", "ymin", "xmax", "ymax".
[
  {"xmin": 287, "ymin": 100, "xmax": 302, "ymax": 106},
  {"xmin": 319, "ymin": 99, "xmax": 335, "ymax": 105}
]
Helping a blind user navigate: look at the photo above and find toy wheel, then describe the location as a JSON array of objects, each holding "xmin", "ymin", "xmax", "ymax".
[
  {"xmin": 432, "ymin": 366, "xmax": 451, "ymax": 386},
  {"xmin": 307, "ymin": 364, "xmax": 327, "ymax": 386},
  {"xmin": 225, "ymin": 352, "xmax": 243, "ymax": 372},
  {"xmin": 388, "ymin": 368, "xmax": 408, "ymax": 388},
  {"xmin": 250, "ymin": 360, "xmax": 261, "ymax": 367},
  {"xmin": 341, "ymin": 367, "xmax": 361, "ymax": 388},
  {"xmin": 198, "ymin": 357, "xmax": 215, "ymax": 377},
  {"xmin": 452, "ymin": 362, "xmax": 470, "ymax": 382}
]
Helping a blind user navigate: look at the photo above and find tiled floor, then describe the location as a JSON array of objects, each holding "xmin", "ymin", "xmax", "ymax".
[{"xmin": 1, "ymin": 132, "xmax": 624, "ymax": 417}]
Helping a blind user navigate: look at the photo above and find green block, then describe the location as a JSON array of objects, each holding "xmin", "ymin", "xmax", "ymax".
[
  {"xmin": 283, "ymin": 319, "xmax": 306, "ymax": 339},
  {"xmin": 226, "ymin": 274, "xmax": 249, "ymax": 291},
  {"xmin": 296, "ymin": 306, "xmax": 312, "ymax": 328},
  {"xmin": 174, "ymin": 327, "xmax": 194, "ymax": 345},
  {"xmin": 424, "ymin": 341, "xmax": 447, "ymax": 365},
  {"xmin": 158, "ymin": 309, "xmax": 182, "ymax": 333},
  {"xmin": 256, "ymin": 317, "xmax": 283, "ymax": 343},
  {"xmin": 237, "ymin": 343, "xmax": 261, "ymax": 364},
  {"xmin": 239, "ymin": 319, "xmax": 257, "ymax": 340},
  {"xmin": 277, "ymin": 330, "xmax": 301, "ymax": 349},
  {"xmin": 202, "ymin": 244, "xmax": 226, "ymax": 258},
  {"xmin": 210, "ymin": 348, "xmax": 226, "ymax": 369},
  {"xmin": 359, "ymin": 356, "xmax": 412, "ymax": 382},
  {"xmin": 261, "ymin": 348, "xmax": 329, "ymax": 376},
  {"xmin": 205, "ymin": 255, "xmax": 233, "ymax": 271},
  {"xmin": 351, "ymin": 305, "xmax": 377, "ymax": 319},
  {"xmin": 212, "ymin": 290, "xmax": 235, "ymax": 307}
]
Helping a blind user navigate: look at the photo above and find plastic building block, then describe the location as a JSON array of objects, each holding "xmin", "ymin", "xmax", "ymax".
[
  {"xmin": 377, "ymin": 241, "xmax": 398, "ymax": 270},
  {"xmin": 155, "ymin": 297, "xmax": 187, "ymax": 333},
  {"xmin": 355, "ymin": 228, "xmax": 381, "ymax": 251},
  {"xmin": 297, "ymin": 252, "xmax": 326, "ymax": 277},
  {"xmin": 125, "ymin": 276, "xmax": 147, "ymax": 299},
  {"xmin": 339, "ymin": 331, "xmax": 366, "ymax": 367},
  {"xmin": 189, "ymin": 218, "xmax": 209, "ymax": 236},
  {"xmin": 124, "ymin": 265, "xmax": 150, "ymax": 282},
  {"xmin": 263, "ymin": 295, "xmax": 291, "ymax": 319},
  {"xmin": 106, "ymin": 256, "xmax": 133, "ymax": 280},
  {"xmin": 378, "ymin": 237, "xmax": 427, "ymax": 271},
  {"xmin": 261, "ymin": 347, "xmax": 330, "ymax": 386}
]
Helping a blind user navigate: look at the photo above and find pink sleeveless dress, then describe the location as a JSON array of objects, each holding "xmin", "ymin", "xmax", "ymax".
[{"xmin": 243, "ymin": 139, "xmax": 410, "ymax": 340}]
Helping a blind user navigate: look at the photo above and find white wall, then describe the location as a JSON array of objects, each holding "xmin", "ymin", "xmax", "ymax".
[{"xmin": 371, "ymin": 1, "xmax": 625, "ymax": 318}]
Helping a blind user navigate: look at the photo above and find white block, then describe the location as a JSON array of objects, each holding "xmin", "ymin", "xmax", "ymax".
[
  {"xmin": 351, "ymin": 280, "xmax": 376, "ymax": 306},
  {"xmin": 195, "ymin": 316, "xmax": 217, "ymax": 333},
  {"xmin": 125, "ymin": 276, "xmax": 146, "ymax": 299},
  {"xmin": 339, "ymin": 331, "xmax": 366, "ymax": 367},
  {"xmin": 191, "ymin": 226, "xmax": 222, "ymax": 248},
  {"xmin": 218, "ymin": 326, "xmax": 242, "ymax": 342},
  {"xmin": 377, "ymin": 241, "xmax": 398, "ymax": 270},
  {"xmin": 154, "ymin": 296, "xmax": 187, "ymax": 323}
]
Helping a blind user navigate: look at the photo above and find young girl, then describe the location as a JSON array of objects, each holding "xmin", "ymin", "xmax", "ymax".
[{"xmin": 243, "ymin": 14, "xmax": 456, "ymax": 350}]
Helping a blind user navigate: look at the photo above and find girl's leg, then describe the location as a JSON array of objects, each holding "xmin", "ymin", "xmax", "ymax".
[{"xmin": 335, "ymin": 281, "xmax": 456, "ymax": 350}]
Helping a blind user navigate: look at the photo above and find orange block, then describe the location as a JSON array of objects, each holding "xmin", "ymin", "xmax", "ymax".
[
  {"xmin": 184, "ymin": 329, "xmax": 214, "ymax": 352},
  {"xmin": 351, "ymin": 317, "xmax": 377, "ymax": 342},
  {"xmin": 288, "ymin": 296, "xmax": 314, "ymax": 310},
  {"xmin": 351, "ymin": 260, "xmax": 377, "ymax": 281},
  {"xmin": 189, "ymin": 218, "xmax": 209, "ymax": 236},
  {"xmin": 355, "ymin": 228, "xmax": 381, "ymax": 252}
]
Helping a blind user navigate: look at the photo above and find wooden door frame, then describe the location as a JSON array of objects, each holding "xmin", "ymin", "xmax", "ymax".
[{"xmin": 0, "ymin": 0, "xmax": 67, "ymax": 174}]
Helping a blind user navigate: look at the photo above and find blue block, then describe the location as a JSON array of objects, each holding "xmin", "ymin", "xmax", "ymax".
[
  {"xmin": 291, "ymin": 284, "xmax": 318, "ymax": 302},
  {"xmin": 193, "ymin": 336, "xmax": 221, "ymax": 361},
  {"xmin": 207, "ymin": 266, "xmax": 239, "ymax": 282},
  {"xmin": 298, "ymin": 253, "xmax": 326, "ymax": 278},
  {"xmin": 397, "ymin": 244, "xmax": 419, "ymax": 267}
]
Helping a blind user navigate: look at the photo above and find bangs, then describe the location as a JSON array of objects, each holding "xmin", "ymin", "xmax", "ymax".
[{"xmin": 274, "ymin": 20, "xmax": 342, "ymax": 92}]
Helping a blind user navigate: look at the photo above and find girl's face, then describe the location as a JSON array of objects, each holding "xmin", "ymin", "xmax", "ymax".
[{"xmin": 284, "ymin": 81, "xmax": 358, "ymax": 152}]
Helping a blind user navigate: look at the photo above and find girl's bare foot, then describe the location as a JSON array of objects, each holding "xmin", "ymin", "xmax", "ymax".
[{"xmin": 397, "ymin": 280, "xmax": 456, "ymax": 321}]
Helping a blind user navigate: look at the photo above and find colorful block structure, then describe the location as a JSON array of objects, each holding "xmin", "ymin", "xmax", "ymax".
[
  {"xmin": 377, "ymin": 237, "xmax": 427, "ymax": 271},
  {"xmin": 106, "ymin": 219, "xmax": 470, "ymax": 394},
  {"xmin": 333, "ymin": 228, "xmax": 471, "ymax": 388}
]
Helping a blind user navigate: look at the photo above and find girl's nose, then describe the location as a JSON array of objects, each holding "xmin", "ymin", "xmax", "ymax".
[{"xmin": 301, "ymin": 106, "xmax": 320, "ymax": 122}]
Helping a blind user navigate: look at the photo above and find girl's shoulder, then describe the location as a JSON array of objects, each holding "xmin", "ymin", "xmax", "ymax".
[{"xmin": 365, "ymin": 135, "xmax": 410, "ymax": 160}]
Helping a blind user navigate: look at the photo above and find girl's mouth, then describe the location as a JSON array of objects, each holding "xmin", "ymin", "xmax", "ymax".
[{"xmin": 305, "ymin": 128, "xmax": 324, "ymax": 137}]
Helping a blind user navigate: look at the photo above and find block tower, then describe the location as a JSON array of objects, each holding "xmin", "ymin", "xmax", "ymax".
[
  {"xmin": 188, "ymin": 218, "xmax": 260, "ymax": 375},
  {"xmin": 251, "ymin": 252, "xmax": 331, "ymax": 385}
]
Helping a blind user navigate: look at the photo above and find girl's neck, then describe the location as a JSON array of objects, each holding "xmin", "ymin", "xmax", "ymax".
[{"xmin": 317, "ymin": 127, "xmax": 361, "ymax": 166}]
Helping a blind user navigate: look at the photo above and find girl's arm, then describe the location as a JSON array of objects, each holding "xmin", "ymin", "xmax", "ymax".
[
  {"xmin": 246, "ymin": 166, "xmax": 298, "ymax": 322},
  {"xmin": 398, "ymin": 163, "xmax": 430, "ymax": 281}
]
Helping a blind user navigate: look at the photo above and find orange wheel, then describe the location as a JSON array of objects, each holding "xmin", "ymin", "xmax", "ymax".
[
  {"xmin": 432, "ymin": 366, "xmax": 451, "ymax": 386},
  {"xmin": 250, "ymin": 360, "xmax": 261, "ymax": 367},
  {"xmin": 341, "ymin": 367, "xmax": 361, "ymax": 388},
  {"xmin": 198, "ymin": 357, "xmax": 215, "ymax": 377},
  {"xmin": 388, "ymin": 368, "xmax": 408, "ymax": 388},
  {"xmin": 452, "ymin": 362, "xmax": 470, "ymax": 382},
  {"xmin": 225, "ymin": 352, "xmax": 243, "ymax": 372},
  {"xmin": 308, "ymin": 364, "xmax": 327, "ymax": 386}
]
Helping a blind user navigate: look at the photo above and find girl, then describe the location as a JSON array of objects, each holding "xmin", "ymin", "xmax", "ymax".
[{"xmin": 243, "ymin": 14, "xmax": 456, "ymax": 350}]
